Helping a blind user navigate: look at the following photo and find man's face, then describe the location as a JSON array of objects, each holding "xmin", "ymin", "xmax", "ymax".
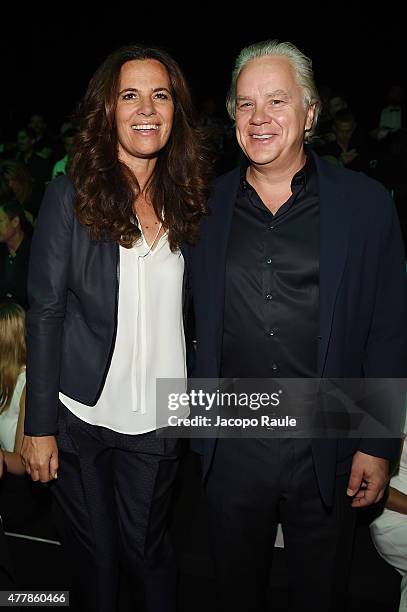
[
  {"xmin": 334, "ymin": 120, "xmax": 354, "ymax": 141},
  {"xmin": 235, "ymin": 56, "xmax": 314, "ymax": 169},
  {"xmin": 0, "ymin": 209, "xmax": 18, "ymax": 243},
  {"xmin": 29, "ymin": 114, "xmax": 45, "ymax": 135},
  {"xmin": 328, "ymin": 96, "xmax": 347, "ymax": 117},
  {"xmin": 63, "ymin": 136, "xmax": 75, "ymax": 156},
  {"xmin": 17, "ymin": 130, "xmax": 33, "ymax": 154}
]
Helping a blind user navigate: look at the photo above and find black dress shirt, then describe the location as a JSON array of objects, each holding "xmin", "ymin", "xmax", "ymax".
[{"xmin": 221, "ymin": 155, "xmax": 319, "ymax": 378}]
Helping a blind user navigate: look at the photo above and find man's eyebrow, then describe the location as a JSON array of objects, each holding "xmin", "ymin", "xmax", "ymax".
[
  {"xmin": 266, "ymin": 90, "xmax": 291, "ymax": 98},
  {"xmin": 236, "ymin": 90, "xmax": 291, "ymax": 100}
]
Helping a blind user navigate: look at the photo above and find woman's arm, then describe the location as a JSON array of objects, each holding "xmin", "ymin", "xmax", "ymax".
[
  {"xmin": 385, "ymin": 487, "xmax": 407, "ymax": 515},
  {"xmin": 14, "ymin": 383, "xmax": 26, "ymax": 453},
  {"xmin": 2, "ymin": 449, "xmax": 26, "ymax": 476},
  {"xmin": 25, "ymin": 177, "xmax": 74, "ymax": 436},
  {"xmin": 0, "ymin": 386, "xmax": 26, "ymax": 476},
  {"xmin": 23, "ymin": 177, "xmax": 74, "ymax": 482}
]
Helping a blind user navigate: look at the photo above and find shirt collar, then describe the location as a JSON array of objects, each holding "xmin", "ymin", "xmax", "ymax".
[{"xmin": 240, "ymin": 148, "xmax": 315, "ymax": 193}]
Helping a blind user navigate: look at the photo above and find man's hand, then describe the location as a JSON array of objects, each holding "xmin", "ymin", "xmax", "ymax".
[
  {"xmin": 347, "ymin": 451, "xmax": 389, "ymax": 508},
  {"xmin": 21, "ymin": 435, "xmax": 58, "ymax": 483},
  {"xmin": 341, "ymin": 149, "xmax": 358, "ymax": 165}
]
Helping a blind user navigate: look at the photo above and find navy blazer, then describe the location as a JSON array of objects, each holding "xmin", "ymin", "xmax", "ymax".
[
  {"xmin": 25, "ymin": 176, "xmax": 189, "ymax": 437},
  {"xmin": 189, "ymin": 152, "xmax": 407, "ymax": 505}
]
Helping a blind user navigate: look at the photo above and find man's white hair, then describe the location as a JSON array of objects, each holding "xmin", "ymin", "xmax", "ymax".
[{"xmin": 226, "ymin": 40, "xmax": 321, "ymax": 139}]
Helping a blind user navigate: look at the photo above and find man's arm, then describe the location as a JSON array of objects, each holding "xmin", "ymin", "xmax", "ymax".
[{"xmin": 349, "ymin": 188, "xmax": 407, "ymax": 506}]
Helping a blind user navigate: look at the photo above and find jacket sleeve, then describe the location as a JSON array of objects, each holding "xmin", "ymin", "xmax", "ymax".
[
  {"xmin": 359, "ymin": 190, "xmax": 407, "ymax": 460},
  {"xmin": 24, "ymin": 178, "xmax": 74, "ymax": 436}
]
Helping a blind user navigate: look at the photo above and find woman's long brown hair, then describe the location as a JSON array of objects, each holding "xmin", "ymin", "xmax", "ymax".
[
  {"xmin": 69, "ymin": 44, "xmax": 212, "ymax": 249},
  {"xmin": 0, "ymin": 302, "xmax": 26, "ymax": 412}
]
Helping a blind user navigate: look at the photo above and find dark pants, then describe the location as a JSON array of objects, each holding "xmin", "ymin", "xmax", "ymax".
[
  {"xmin": 205, "ymin": 438, "xmax": 355, "ymax": 612},
  {"xmin": 52, "ymin": 403, "xmax": 179, "ymax": 612}
]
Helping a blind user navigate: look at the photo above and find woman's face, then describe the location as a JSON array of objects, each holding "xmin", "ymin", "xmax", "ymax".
[{"xmin": 115, "ymin": 59, "xmax": 175, "ymax": 166}]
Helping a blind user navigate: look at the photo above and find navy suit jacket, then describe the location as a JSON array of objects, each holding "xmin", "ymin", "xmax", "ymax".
[{"xmin": 189, "ymin": 152, "xmax": 407, "ymax": 505}]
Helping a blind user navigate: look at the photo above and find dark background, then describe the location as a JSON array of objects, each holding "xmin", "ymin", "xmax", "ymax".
[
  {"xmin": 1, "ymin": 6, "xmax": 405, "ymax": 134},
  {"xmin": 1, "ymin": 8, "xmax": 405, "ymax": 609}
]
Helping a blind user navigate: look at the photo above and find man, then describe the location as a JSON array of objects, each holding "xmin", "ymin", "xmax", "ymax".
[
  {"xmin": 318, "ymin": 108, "xmax": 368, "ymax": 172},
  {"xmin": 28, "ymin": 114, "xmax": 54, "ymax": 161},
  {"xmin": 189, "ymin": 40, "xmax": 407, "ymax": 611},
  {"xmin": 16, "ymin": 128, "xmax": 51, "ymax": 192},
  {"xmin": 51, "ymin": 128, "xmax": 76, "ymax": 178},
  {"xmin": 0, "ymin": 199, "xmax": 31, "ymax": 309}
]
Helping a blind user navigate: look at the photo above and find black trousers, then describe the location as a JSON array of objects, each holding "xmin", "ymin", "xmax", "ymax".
[
  {"xmin": 205, "ymin": 438, "xmax": 355, "ymax": 612},
  {"xmin": 52, "ymin": 403, "xmax": 179, "ymax": 612}
]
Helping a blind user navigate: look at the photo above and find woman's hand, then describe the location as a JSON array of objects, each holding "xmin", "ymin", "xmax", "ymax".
[{"xmin": 21, "ymin": 435, "xmax": 58, "ymax": 483}]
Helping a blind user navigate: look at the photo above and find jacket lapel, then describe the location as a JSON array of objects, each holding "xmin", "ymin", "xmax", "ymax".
[
  {"xmin": 314, "ymin": 154, "xmax": 351, "ymax": 375},
  {"xmin": 203, "ymin": 169, "xmax": 241, "ymax": 370}
]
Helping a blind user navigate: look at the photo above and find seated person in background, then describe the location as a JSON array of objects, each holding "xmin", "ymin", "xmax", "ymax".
[
  {"xmin": 15, "ymin": 128, "xmax": 51, "ymax": 193},
  {"xmin": 371, "ymin": 85, "xmax": 406, "ymax": 142},
  {"xmin": 1, "ymin": 160, "xmax": 40, "ymax": 222},
  {"xmin": 28, "ymin": 114, "xmax": 54, "ymax": 161},
  {"xmin": 370, "ymin": 428, "xmax": 407, "ymax": 612},
  {"xmin": 0, "ymin": 301, "xmax": 26, "ymax": 477},
  {"xmin": 317, "ymin": 109, "xmax": 368, "ymax": 172},
  {"xmin": 51, "ymin": 129, "xmax": 76, "ymax": 178},
  {"xmin": 0, "ymin": 200, "xmax": 32, "ymax": 310},
  {"xmin": 313, "ymin": 92, "xmax": 349, "ymax": 144},
  {"xmin": 272, "ymin": 391, "xmax": 407, "ymax": 601}
]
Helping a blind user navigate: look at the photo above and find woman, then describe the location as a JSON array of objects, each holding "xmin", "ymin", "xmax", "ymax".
[
  {"xmin": 21, "ymin": 44, "xmax": 209, "ymax": 612},
  {"xmin": 0, "ymin": 301, "xmax": 26, "ymax": 476}
]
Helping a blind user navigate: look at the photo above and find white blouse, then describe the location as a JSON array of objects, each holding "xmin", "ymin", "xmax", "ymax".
[{"xmin": 59, "ymin": 233, "xmax": 187, "ymax": 434}]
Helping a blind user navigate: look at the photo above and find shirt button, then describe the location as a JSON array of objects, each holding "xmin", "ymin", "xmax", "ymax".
[
  {"xmin": 268, "ymin": 224, "xmax": 275, "ymax": 231},
  {"xmin": 266, "ymin": 258, "xmax": 272, "ymax": 265},
  {"xmin": 266, "ymin": 293, "xmax": 273, "ymax": 301},
  {"xmin": 272, "ymin": 363, "xmax": 278, "ymax": 371}
]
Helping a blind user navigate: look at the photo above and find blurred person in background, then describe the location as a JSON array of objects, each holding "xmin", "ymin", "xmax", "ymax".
[
  {"xmin": 28, "ymin": 113, "xmax": 54, "ymax": 161},
  {"xmin": 0, "ymin": 199, "xmax": 32, "ymax": 309},
  {"xmin": 51, "ymin": 129, "xmax": 76, "ymax": 178},
  {"xmin": 1, "ymin": 159, "xmax": 41, "ymax": 220},
  {"xmin": 0, "ymin": 301, "xmax": 27, "ymax": 591},
  {"xmin": 371, "ymin": 421, "xmax": 407, "ymax": 612},
  {"xmin": 16, "ymin": 127, "xmax": 51, "ymax": 190},
  {"xmin": 0, "ymin": 301, "xmax": 27, "ymax": 477}
]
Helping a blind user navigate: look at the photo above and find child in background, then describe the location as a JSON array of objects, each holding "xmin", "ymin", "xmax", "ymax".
[
  {"xmin": 370, "ymin": 424, "xmax": 407, "ymax": 612},
  {"xmin": 0, "ymin": 301, "xmax": 26, "ymax": 477}
]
